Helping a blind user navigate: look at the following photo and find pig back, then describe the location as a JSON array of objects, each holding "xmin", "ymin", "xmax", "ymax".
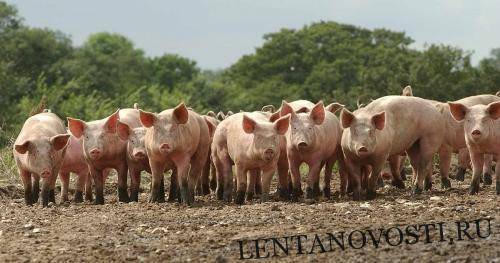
[
  {"xmin": 119, "ymin": 108, "xmax": 142, "ymax": 128},
  {"xmin": 16, "ymin": 113, "xmax": 67, "ymax": 144}
]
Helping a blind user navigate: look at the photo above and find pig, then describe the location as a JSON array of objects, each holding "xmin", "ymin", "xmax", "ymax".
[
  {"xmin": 67, "ymin": 110, "xmax": 129, "ymax": 204},
  {"xmin": 116, "ymin": 105, "xmax": 151, "ymax": 202},
  {"xmin": 58, "ymin": 133, "xmax": 93, "ymax": 203},
  {"xmin": 448, "ymin": 101, "xmax": 500, "ymax": 194},
  {"xmin": 211, "ymin": 111, "xmax": 290, "ymax": 204},
  {"xmin": 261, "ymin": 105, "xmax": 276, "ymax": 113},
  {"xmin": 496, "ymin": 91, "xmax": 500, "ymax": 97},
  {"xmin": 341, "ymin": 96, "xmax": 445, "ymax": 200},
  {"xmin": 13, "ymin": 112, "xmax": 70, "ymax": 206},
  {"xmin": 140, "ymin": 103, "xmax": 211, "ymax": 205},
  {"xmin": 279, "ymin": 100, "xmax": 346, "ymax": 200},
  {"xmin": 196, "ymin": 111, "xmax": 218, "ymax": 195}
]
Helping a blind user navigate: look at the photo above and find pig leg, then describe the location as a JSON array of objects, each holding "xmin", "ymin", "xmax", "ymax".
[
  {"xmin": 482, "ymin": 154, "xmax": 493, "ymax": 185},
  {"xmin": 40, "ymin": 177, "xmax": 51, "ymax": 207},
  {"xmin": 150, "ymin": 160, "xmax": 166, "ymax": 203},
  {"xmin": 209, "ymin": 161, "xmax": 217, "ymax": 192},
  {"xmin": 323, "ymin": 157, "xmax": 334, "ymax": 199},
  {"xmin": 49, "ymin": 173, "xmax": 57, "ymax": 204},
  {"xmin": 174, "ymin": 156, "xmax": 194, "ymax": 206},
  {"xmin": 399, "ymin": 155, "xmax": 407, "ymax": 181},
  {"xmin": 198, "ymin": 157, "xmax": 210, "ymax": 195},
  {"xmin": 74, "ymin": 172, "xmax": 85, "ymax": 203},
  {"xmin": 255, "ymin": 172, "xmax": 262, "ymax": 196},
  {"xmin": 32, "ymin": 174, "xmax": 40, "ymax": 203},
  {"xmin": 234, "ymin": 164, "xmax": 248, "ymax": 205},
  {"xmin": 59, "ymin": 172, "xmax": 70, "ymax": 202},
  {"xmin": 129, "ymin": 167, "xmax": 141, "ymax": 202},
  {"xmin": 19, "ymin": 169, "xmax": 33, "ymax": 206},
  {"xmin": 495, "ymin": 156, "xmax": 499, "ymax": 195},
  {"xmin": 276, "ymin": 152, "xmax": 290, "ymax": 200},
  {"xmin": 305, "ymin": 161, "xmax": 323, "ymax": 200},
  {"xmin": 288, "ymin": 156, "xmax": 303, "ymax": 202},
  {"xmin": 410, "ymin": 137, "xmax": 439, "ymax": 195},
  {"xmin": 116, "ymin": 163, "xmax": 130, "ymax": 203},
  {"xmin": 388, "ymin": 155, "xmax": 405, "ymax": 189},
  {"xmin": 438, "ymin": 146, "xmax": 452, "ymax": 189},
  {"xmin": 366, "ymin": 160, "xmax": 385, "ymax": 200},
  {"xmin": 246, "ymin": 170, "xmax": 259, "ymax": 201},
  {"xmin": 90, "ymin": 168, "xmax": 105, "ymax": 205},
  {"xmin": 214, "ymin": 152, "xmax": 233, "ymax": 202},
  {"xmin": 260, "ymin": 167, "xmax": 275, "ymax": 202},
  {"xmin": 84, "ymin": 172, "xmax": 93, "ymax": 202},
  {"xmin": 345, "ymin": 160, "xmax": 363, "ymax": 201},
  {"xmin": 469, "ymin": 151, "xmax": 484, "ymax": 195},
  {"xmin": 336, "ymin": 151, "xmax": 348, "ymax": 197},
  {"xmin": 168, "ymin": 168, "xmax": 179, "ymax": 202},
  {"xmin": 456, "ymin": 148, "xmax": 469, "ymax": 181}
]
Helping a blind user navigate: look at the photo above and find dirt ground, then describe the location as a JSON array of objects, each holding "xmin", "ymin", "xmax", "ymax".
[{"xmin": 0, "ymin": 166, "xmax": 498, "ymax": 263}]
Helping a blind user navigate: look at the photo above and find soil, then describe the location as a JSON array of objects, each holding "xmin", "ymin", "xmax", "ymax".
[{"xmin": 0, "ymin": 167, "xmax": 498, "ymax": 263}]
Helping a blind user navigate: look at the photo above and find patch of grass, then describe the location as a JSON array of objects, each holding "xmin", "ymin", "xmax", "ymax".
[{"xmin": 0, "ymin": 139, "xmax": 19, "ymax": 186}]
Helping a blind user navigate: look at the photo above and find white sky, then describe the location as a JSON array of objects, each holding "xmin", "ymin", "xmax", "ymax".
[{"xmin": 8, "ymin": 0, "xmax": 500, "ymax": 69}]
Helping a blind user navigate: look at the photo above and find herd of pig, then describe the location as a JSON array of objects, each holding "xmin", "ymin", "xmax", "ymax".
[{"xmin": 12, "ymin": 87, "xmax": 500, "ymax": 207}]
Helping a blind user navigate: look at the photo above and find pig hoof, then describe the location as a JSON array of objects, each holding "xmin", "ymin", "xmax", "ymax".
[
  {"xmin": 260, "ymin": 193, "xmax": 269, "ymax": 203},
  {"xmin": 392, "ymin": 179, "xmax": 405, "ymax": 189},
  {"xmin": 366, "ymin": 189, "xmax": 377, "ymax": 200},
  {"xmin": 455, "ymin": 168, "xmax": 466, "ymax": 181},
  {"xmin": 291, "ymin": 188, "xmax": 302, "ymax": 202},
  {"xmin": 400, "ymin": 168, "xmax": 407, "ymax": 181},
  {"xmin": 94, "ymin": 195, "xmax": 105, "ymax": 205},
  {"xmin": 235, "ymin": 191, "xmax": 245, "ymax": 205},
  {"xmin": 424, "ymin": 179, "xmax": 432, "ymax": 191},
  {"xmin": 85, "ymin": 193, "xmax": 93, "ymax": 202},
  {"xmin": 352, "ymin": 191, "xmax": 362, "ymax": 201},
  {"xmin": 255, "ymin": 185, "xmax": 262, "ymax": 196},
  {"xmin": 305, "ymin": 187, "xmax": 315, "ymax": 199},
  {"xmin": 25, "ymin": 192, "xmax": 34, "ymax": 206},
  {"xmin": 468, "ymin": 183, "xmax": 480, "ymax": 195},
  {"xmin": 118, "ymin": 188, "xmax": 130, "ymax": 203},
  {"xmin": 482, "ymin": 173, "xmax": 492, "ymax": 185},
  {"xmin": 216, "ymin": 187, "xmax": 224, "ymax": 200},
  {"xmin": 32, "ymin": 191, "xmax": 39, "ymax": 203},
  {"xmin": 245, "ymin": 192, "xmax": 254, "ymax": 201},
  {"xmin": 74, "ymin": 191, "xmax": 83, "ymax": 203},
  {"xmin": 377, "ymin": 178, "xmax": 384, "ymax": 188},
  {"xmin": 210, "ymin": 181, "xmax": 217, "ymax": 192},
  {"xmin": 323, "ymin": 188, "xmax": 331, "ymax": 199},
  {"xmin": 412, "ymin": 186, "xmax": 422, "ymax": 195},
  {"xmin": 276, "ymin": 187, "xmax": 290, "ymax": 200},
  {"xmin": 49, "ymin": 189, "xmax": 56, "ymax": 203},
  {"xmin": 441, "ymin": 178, "xmax": 451, "ymax": 189}
]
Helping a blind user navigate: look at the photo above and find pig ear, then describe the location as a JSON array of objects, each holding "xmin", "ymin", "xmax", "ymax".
[
  {"xmin": 261, "ymin": 105, "xmax": 275, "ymax": 113},
  {"xmin": 274, "ymin": 114, "xmax": 291, "ymax": 135},
  {"xmin": 216, "ymin": 111, "xmax": 225, "ymax": 121},
  {"xmin": 310, "ymin": 101, "xmax": 325, "ymax": 125},
  {"xmin": 242, "ymin": 114, "xmax": 257, "ymax": 134},
  {"xmin": 371, "ymin": 112, "xmax": 385, "ymax": 130},
  {"xmin": 206, "ymin": 111, "xmax": 216, "ymax": 118},
  {"xmin": 174, "ymin": 103, "xmax": 189, "ymax": 124},
  {"xmin": 496, "ymin": 91, "xmax": 500, "ymax": 97},
  {"xmin": 340, "ymin": 109, "xmax": 355, "ymax": 129},
  {"xmin": 116, "ymin": 121, "xmax": 131, "ymax": 141},
  {"xmin": 402, "ymin": 85, "xmax": 413, "ymax": 96},
  {"xmin": 105, "ymin": 110, "xmax": 120, "ymax": 133},
  {"xmin": 139, "ymin": 110, "xmax": 157, "ymax": 128},
  {"xmin": 280, "ymin": 101, "xmax": 296, "ymax": 119},
  {"xmin": 325, "ymin": 102, "xmax": 344, "ymax": 114},
  {"xmin": 448, "ymin": 102, "xmax": 468, "ymax": 122},
  {"xmin": 204, "ymin": 116, "xmax": 216, "ymax": 137},
  {"xmin": 269, "ymin": 111, "xmax": 281, "ymax": 122},
  {"xmin": 67, "ymin": 117, "xmax": 86, "ymax": 138},
  {"xmin": 227, "ymin": 111, "xmax": 234, "ymax": 116},
  {"xmin": 487, "ymin": 101, "xmax": 500, "ymax": 120},
  {"xmin": 50, "ymin": 134, "xmax": 71, "ymax": 151},
  {"xmin": 14, "ymin": 140, "xmax": 31, "ymax": 154}
]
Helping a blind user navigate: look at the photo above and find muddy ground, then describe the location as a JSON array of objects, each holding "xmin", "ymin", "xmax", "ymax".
[{"xmin": 0, "ymin": 166, "xmax": 498, "ymax": 263}]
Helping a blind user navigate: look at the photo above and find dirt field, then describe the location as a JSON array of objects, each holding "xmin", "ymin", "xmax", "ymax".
[{"xmin": 0, "ymin": 168, "xmax": 498, "ymax": 262}]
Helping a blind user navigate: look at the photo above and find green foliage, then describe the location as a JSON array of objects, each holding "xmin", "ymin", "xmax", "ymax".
[{"xmin": 1, "ymin": 1, "xmax": 500, "ymax": 148}]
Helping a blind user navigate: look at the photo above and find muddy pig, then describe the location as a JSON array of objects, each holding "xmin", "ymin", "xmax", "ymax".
[
  {"xmin": 448, "ymin": 101, "xmax": 500, "ymax": 194},
  {"xmin": 13, "ymin": 112, "xmax": 70, "ymax": 206},
  {"xmin": 140, "ymin": 103, "xmax": 210, "ymax": 205},
  {"xmin": 211, "ymin": 111, "xmax": 290, "ymax": 204},
  {"xmin": 67, "ymin": 110, "xmax": 129, "ymax": 204},
  {"xmin": 341, "ymin": 96, "xmax": 445, "ymax": 200},
  {"xmin": 196, "ymin": 111, "xmax": 218, "ymax": 195}
]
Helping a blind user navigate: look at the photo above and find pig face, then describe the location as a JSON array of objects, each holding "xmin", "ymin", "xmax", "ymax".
[
  {"xmin": 139, "ymin": 103, "xmax": 190, "ymax": 155},
  {"xmin": 242, "ymin": 114, "xmax": 290, "ymax": 162},
  {"xmin": 14, "ymin": 134, "xmax": 70, "ymax": 178},
  {"xmin": 341, "ymin": 108, "xmax": 385, "ymax": 158},
  {"xmin": 67, "ymin": 110, "xmax": 120, "ymax": 161},
  {"xmin": 280, "ymin": 101, "xmax": 325, "ymax": 151},
  {"xmin": 449, "ymin": 101, "xmax": 500, "ymax": 144},
  {"xmin": 117, "ymin": 121, "xmax": 148, "ymax": 161}
]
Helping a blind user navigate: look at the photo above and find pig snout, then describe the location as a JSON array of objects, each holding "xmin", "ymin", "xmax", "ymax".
[
  {"xmin": 471, "ymin": 129, "xmax": 482, "ymax": 140},
  {"xmin": 298, "ymin": 142, "xmax": 308, "ymax": 149},
  {"xmin": 40, "ymin": 170, "xmax": 51, "ymax": 178},
  {"xmin": 133, "ymin": 150, "xmax": 147, "ymax": 160},
  {"xmin": 159, "ymin": 143, "xmax": 171, "ymax": 154},
  {"xmin": 356, "ymin": 146, "xmax": 370, "ymax": 157},
  {"xmin": 263, "ymin": 148, "xmax": 276, "ymax": 161},
  {"xmin": 89, "ymin": 148, "xmax": 101, "ymax": 159}
]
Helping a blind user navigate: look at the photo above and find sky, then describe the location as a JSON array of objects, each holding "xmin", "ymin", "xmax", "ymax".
[{"xmin": 8, "ymin": 0, "xmax": 500, "ymax": 69}]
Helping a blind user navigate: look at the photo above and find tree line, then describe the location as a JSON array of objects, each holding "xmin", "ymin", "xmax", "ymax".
[{"xmin": 1, "ymin": 2, "xmax": 499, "ymax": 146}]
